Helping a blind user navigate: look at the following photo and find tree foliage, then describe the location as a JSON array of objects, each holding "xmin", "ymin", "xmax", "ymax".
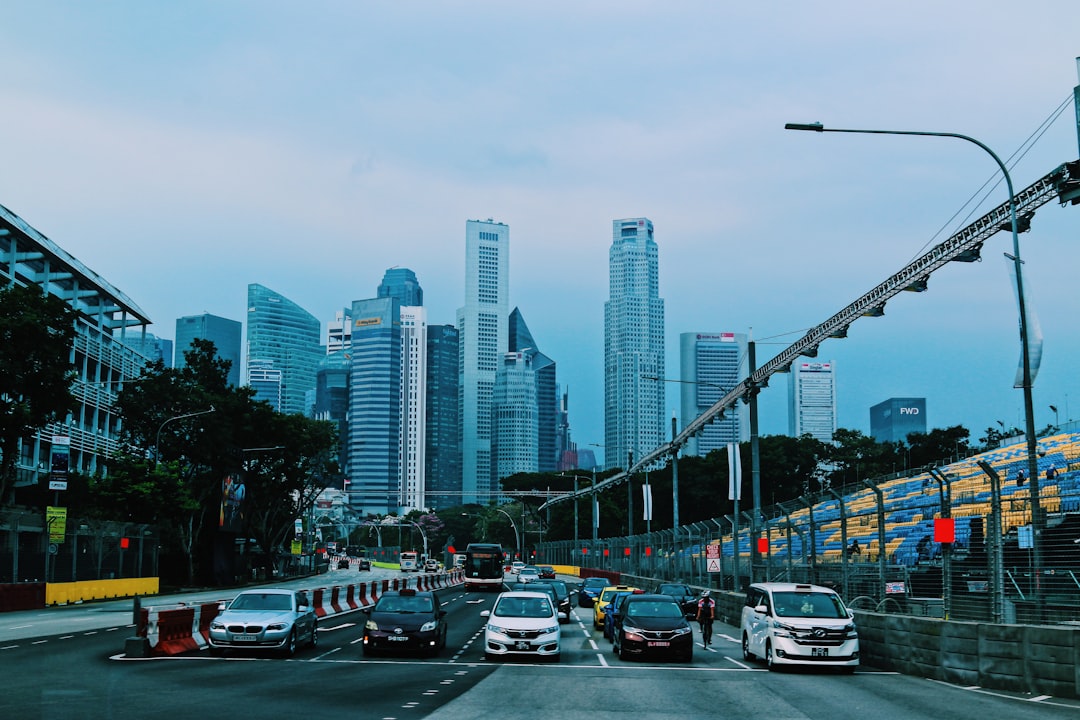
[{"xmin": 0, "ymin": 284, "xmax": 78, "ymax": 504}]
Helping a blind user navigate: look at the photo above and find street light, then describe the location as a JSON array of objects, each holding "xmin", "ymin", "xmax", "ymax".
[
  {"xmin": 559, "ymin": 472, "xmax": 597, "ymax": 551},
  {"xmin": 786, "ymin": 120, "xmax": 1043, "ymax": 602},
  {"xmin": 154, "ymin": 406, "xmax": 215, "ymax": 468},
  {"xmin": 492, "ymin": 507, "xmax": 521, "ymax": 560}
]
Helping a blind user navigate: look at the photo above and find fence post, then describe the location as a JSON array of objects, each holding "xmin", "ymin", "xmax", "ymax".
[
  {"xmin": 863, "ymin": 479, "xmax": 887, "ymax": 603},
  {"xmin": 977, "ymin": 460, "xmax": 1005, "ymax": 623}
]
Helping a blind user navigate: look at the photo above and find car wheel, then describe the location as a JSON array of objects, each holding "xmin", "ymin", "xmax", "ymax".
[
  {"xmin": 765, "ymin": 641, "xmax": 777, "ymax": 671},
  {"xmin": 282, "ymin": 629, "xmax": 297, "ymax": 658},
  {"xmin": 310, "ymin": 622, "xmax": 319, "ymax": 649},
  {"xmin": 617, "ymin": 642, "xmax": 629, "ymax": 661},
  {"xmin": 742, "ymin": 633, "xmax": 754, "ymax": 661}
]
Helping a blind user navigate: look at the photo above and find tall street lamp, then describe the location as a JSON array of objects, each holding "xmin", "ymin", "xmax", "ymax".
[
  {"xmin": 786, "ymin": 121, "xmax": 1043, "ymax": 598},
  {"xmin": 492, "ymin": 507, "xmax": 521, "ymax": 560},
  {"xmin": 154, "ymin": 406, "xmax": 215, "ymax": 468},
  {"xmin": 559, "ymin": 472, "xmax": 597, "ymax": 551}
]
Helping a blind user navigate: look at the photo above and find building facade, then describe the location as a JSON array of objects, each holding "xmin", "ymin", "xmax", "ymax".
[
  {"xmin": 679, "ymin": 331, "xmax": 748, "ymax": 456},
  {"xmin": 789, "ymin": 360, "xmax": 838, "ymax": 443},
  {"xmin": 245, "ymin": 283, "xmax": 323, "ymax": 416},
  {"xmin": 425, "ymin": 324, "xmax": 461, "ymax": 511},
  {"xmin": 398, "ymin": 305, "xmax": 427, "ymax": 511},
  {"xmin": 457, "ymin": 219, "xmax": 509, "ymax": 504},
  {"xmin": 175, "ymin": 313, "xmax": 242, "ymax": 386},
  {"xmin": 870, "ymin": 397, "xmax": 927, "ymax": 444},
  {"xmin": 508, "ymin": 307, "xmax": 557, "ymax": 473},
  {"xmin": 604, "ymin": 217, "xmax": 665, "ymax": 471},
  {"xmin": 491, "ymin": 351, "xmax": 539, "ymax": 482},
  {"xmin": 1, "ymin": 203, "xmax": 152, "ymax": 489}
]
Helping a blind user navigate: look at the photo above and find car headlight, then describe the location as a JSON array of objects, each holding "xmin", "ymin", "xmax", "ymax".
[
  {"xmin": 420, "ymin": 620, "xmax": 438, "ymax": 632},
  {"xmin": 210, "ymin": 621, "xmax": 225, "ymax": 630},
  {"xmin": 671, "ymin": 625, "xmax": 691, "ymax": 636},
  {"xmin": 266, "ymin": 623, "xmax": 288, "ymax": 631},
  {"xmin": 541, "ymin": 625, "xmax": 559, "ymax": 635},
  {"xmin": 770, "ymin": 620, "xmax": 797, "ymax": 638},
  {"xmin": 621, "ymin": 624, "xmax": 646, "ymax": 642},
  {"xmin": 365, "ymin": 620, "xmax": 379, "ymax": 631},
  {"xmin": 486, "ymin": 624, "xmax": 508, "ymax": 635}
]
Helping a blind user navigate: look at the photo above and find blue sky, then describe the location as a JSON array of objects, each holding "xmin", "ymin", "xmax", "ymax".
[{"xmin": 2, "ymin": 2, "xmax": 1080, "ymax": 466}]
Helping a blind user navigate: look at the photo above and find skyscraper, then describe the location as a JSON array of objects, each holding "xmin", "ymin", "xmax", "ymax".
[
  {"xmin": 491, "ymin": 350, "xmax": 539, "ymax": 482},
  {"xmin": 398, "ymin": 305, "xmax": 427, "ymax": 511},
  {"xmin": 245, "ymin": 283, "xmax": 322, "ymax": 416},
  {"xmin": 508, "ymin": 307, "xmax": 557, "ymax": 472},
  {"xmin": 314, "ymin": 351, "xmax": 350, "ymax": 480},
  {"xmin": 348, "ymin": 295, "xmax": 401, "ymax": 515},
  {"xmin": 870, "ymin": 397, "xmax": 927, "ymax": 444},
  {"xmin": 604, "ymin": 217, "xmax": 665, "ymax": 471},
  {"xmin": 789, "ymin": 360, "xmax": 838, "ymax": 443},
  {"xmin": 425, "ymin": 324, "xmax": 461, "ymax": 511},
  {"xmin": 175, "ymin": 313, "xmax": 242, "ymax": 386},
  {"xmin": 379, "ymin": 268, "xmax": 423, "ymax": 306},
  {"xmin": 680, "ymin": 332, "xmax": 748, "ymax": 456},
  {"xmin": 457, "ymin": 219, "xmax": 509, "ymax": 504}
]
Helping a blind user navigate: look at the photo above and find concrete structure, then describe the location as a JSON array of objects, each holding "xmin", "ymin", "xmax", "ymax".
[
  {"xmin": 457, "ymin": 219, "xmax": 509, "ymax": 504},
  {"xmin": 604, "ymin": 217, "xmax": 665, "ymax": 470},
  {"xmin": 175, "ymin": 313, "xmax": 241, "ymax": 386},
  {"xmin": 0, "ymin": 202, "xmax": 152, "ymax": 487},
  {"xmin": 789, "ymin": 360, "xmax": 837, "ymax": 443},
  {"xmin": 245, "ymin": 283, "xmax": 322, "ymax": 416},
  {"xmin": 680, "ymin": 331, "xmax": 748, "ymax": 456}
]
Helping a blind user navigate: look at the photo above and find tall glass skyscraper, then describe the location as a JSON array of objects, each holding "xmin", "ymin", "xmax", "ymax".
[
  {"xmin": 349, "ymin": 295, "xmax": 401, "ymax": 515},
  {"xmin": 175, "ymin": 313, "xmax": 242, "ymax": 386},
  {"xmin": 425, "ymin": 324, "xmax": 460, "ymax": 511},
  {"xmin": 604, "ymin": 217, "xmax": 665, "ymax": 471},
  {"xmin": 378, "ymin": 268, "xmax": 423, "ymax": 306},
  {"xmin": 457, "ymin": 219, "xmax": 509, "ymax": 504},
  {"xmin": 680, "ymin": 332, "xmax": 748, "ymax": 456},
  {"xmin": 508, "ymin": 307, "xmax": 557, "ymax": 473},
  {"xmin": 245, "ymin": 283, "xmax": 322, "ymax": 416},
  {"xmin": 492, "ymin": 351, "xmax": 539, "ymax": 481},
  {"xmin": 789, "ymin": 360, "xmax": 838, "ymax": 443}
]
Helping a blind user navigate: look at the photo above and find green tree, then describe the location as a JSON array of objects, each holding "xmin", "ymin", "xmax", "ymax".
[{"xmin": 0, "ymin": 284, "xmax": 78, "ymax": 505}]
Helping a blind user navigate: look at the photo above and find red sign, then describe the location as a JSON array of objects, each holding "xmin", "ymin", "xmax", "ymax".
[
  {"xmin": 757, "ymin": 537, "xmax": 768, "ymax": 554},
  {"xmin": 447, "ymin": 545, "xmax": 456, "ymax": 554},
  {"xmin": 645, "ymin": 547, "xmax": 652, "ymax": 556},
  {"xmin": 120, "ymin": 537, "xmax": 130, "ymax": 549},
  {"xmin": 603, "ymin": 548, "xmax": 609, "ymax": 557},
  {"xmin": 934, "ymin": 518, "xmax": 955, "ymax": 543},
  {"xmin": 624, "ymin": 547, "xmax": 630, "ymax": 556}
]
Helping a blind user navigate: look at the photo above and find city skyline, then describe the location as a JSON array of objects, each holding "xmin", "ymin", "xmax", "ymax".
[{"xmin": 3, "ymin": 4, "xmax": 1080, "ymax": 467}]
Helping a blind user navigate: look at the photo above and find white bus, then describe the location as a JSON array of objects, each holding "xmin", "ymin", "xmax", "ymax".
[{"xmin": 399, "ymin": 551, "xmax": 419, "ymax": 572}]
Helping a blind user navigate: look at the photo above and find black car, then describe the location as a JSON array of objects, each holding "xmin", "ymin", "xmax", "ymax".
[
  {"xmin": 612, "ymin": 594, "xmax": 693, "ymax": 662},
  {"xmin": 362, "ymin": 588, "xmax": 447, "ymax": 656},
  {"xmin": 578, "ymin": 576, "xmax": 611, "ymax": 607},
  {"xmin": 546, "ymin": 579, "xmax": 574, "ymax": 624},
  {"xmin": 508, "ymin": 581, "xmax": 570, "ymax": 622},
  {"xmin": 653, "ymin": 582, "xmax": 697, "ymax": 617}
]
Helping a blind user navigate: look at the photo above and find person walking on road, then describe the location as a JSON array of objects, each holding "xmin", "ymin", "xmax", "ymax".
[{"xmin": 696, "ymin": 589, "xmax": 715, "ymax": 647}]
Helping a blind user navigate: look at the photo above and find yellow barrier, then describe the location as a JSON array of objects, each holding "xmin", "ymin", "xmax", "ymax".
[
  {"xmin": 46, "ymin": 577, "xmax": 160, "ymax": 606},
  {"xmin": 552, "ymin": 564, "xmax": 580, "ymax": 577}
]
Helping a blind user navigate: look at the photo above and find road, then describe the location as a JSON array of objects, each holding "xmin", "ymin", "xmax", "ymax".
[{"xmin": 1, "ymin": 570, "xmax": 1079, "ymax": 719}]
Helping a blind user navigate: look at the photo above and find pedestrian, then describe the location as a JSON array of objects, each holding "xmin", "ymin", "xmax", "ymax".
[
  {"xmin": 1047, "ymin": 464, "xmax": 1057, "ymax": 480},
  {"xmin": 1016, "ymin": 469, "xmax": 1026, "ymax": 487}
]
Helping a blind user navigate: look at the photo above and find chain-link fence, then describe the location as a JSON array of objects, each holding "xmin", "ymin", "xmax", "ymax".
[
  {"xmin": 0, "ymin": 508, "xmax": 158, "ymax": 584},
  {"xmin": 538, "ymin": 432, "xmax": 1080, "ymax": 625}
]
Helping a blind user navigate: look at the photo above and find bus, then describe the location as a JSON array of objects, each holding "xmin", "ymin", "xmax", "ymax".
[
  {"xmin": 400, "ymin": 551, "xmax": 419, "ymax": 572},
  {"xmin": 463, "ymin": 543, "xmax": 505, "ymax": 591}
]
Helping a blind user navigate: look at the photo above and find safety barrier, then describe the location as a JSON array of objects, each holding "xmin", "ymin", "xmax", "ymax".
[
  {"xmin": 128, "ymin": 570, "xmax": 464, "ymax": 657},
  {"xmin": 0, "ymin": 582, "xmax": 45, "ymax": 612}
]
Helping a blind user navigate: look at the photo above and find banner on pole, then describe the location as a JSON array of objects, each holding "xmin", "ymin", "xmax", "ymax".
[{"xmin": 727, "ymin": 443, "xmax": 742, "ymax": 500}]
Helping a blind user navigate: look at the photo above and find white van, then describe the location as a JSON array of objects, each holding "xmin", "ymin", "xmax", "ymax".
[{"xmin": 740, "ymin": 582, "xmax": 859, "ymax": 671}]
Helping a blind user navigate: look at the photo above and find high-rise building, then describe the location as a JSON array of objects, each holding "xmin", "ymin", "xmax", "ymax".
[
  {"xmin": 314, "ymin": 351, "xmax": 350, "ymax": 481},
  {"xmin": 870, "ymin": 397, "xmax": 927, "ymax": 444},
  {"xmin": 457, "ymin": 219, "xmax": 509, "ymax": 504},
  {"xmin": 680, "ymin": 332, "xmax": 748, "ymax": 456},
  {"xmin": 245, "ymin": 283, "xmax": 322, "ymax": 416},
  {"xmin": 348, "ymin": 295, "xmax": 401, "ymax": 516},
  {"xmin": 327, "ymin": 308, "xmax": 352, "ymax": 355},
  {"xmin": 379, "ymin": 268, "xmax": 423, "ymax": 306},
  {"xmin": 789, "ymin": 360, "xmax": 837, "ymax": 443},
  {"xmin": 425, "ymin": 324, "xmax": 461, "ymax": 511},
  {"xmin": 124, "ymin": 332, "xmax": 173, "ymax": 369},
  {"xmin": 398, "ymin": 305, "xmax": 427, "ymax": 511},
  {"xmin": 508, "ymin": 307, "xmax": 557, "ymax": 472},
  {"xmin": 175, "ymin": 313, "xmax": 242, "ymax": 386},
  {"xmin": 604, "ymin": 217, "xmax": 665, "ymax": 471},
  {"xmin": 491, "ymin": 351, "xmax": 539, "ymax": 482}
]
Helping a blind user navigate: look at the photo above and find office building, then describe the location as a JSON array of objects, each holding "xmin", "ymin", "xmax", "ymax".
[
  {"xmin": 870, "ymin": 397, "xmax": 927, "ymax": 444},
  {"xmin": 314, "ymin": 351, "xmax": 350, "ymax": 481},
  {"xmin": 508, "ymin": 307, "xmax": 557, "ymax": 473},
  {"xmin": 1, "ymin": 203, "xmax": 151, "ymax": 489},
  {"xmin": 680, "ymin": 332, "xmax": 748, "ymax": 456},
  {"xmin": 604, "ymin": 217, "xmax": 665, "ymax": 470},
  {"xmin": 245, "ymin": 283, "xmax": 322, "ymax": 416},
  {"xmin": 425, "ymin": 324, "xmax": 461, "ymax": 511},
  {"xmin": 789, "ymin": 360, "xmax": 837, "ymax": 443},
  {"xmin": 398, "ymin": 305, "xmax": 427, "ymax": 511},
  {"xmin": 326, "ymin": 308, "xmax": 352, "ymax": 355},
  {"xmin": 125, "ymin": 333, "xmax": 173, "ymax": 369},
  {"xmin": 491, "ymin": 351, "xmax": 539, "ymax": 481},
  {"xmin": 457, "ymin": 219, "xmax": 509, "ymax": 504},
  {"xmin": 175, "ymin": 313, "xmax": 242, "ymax": 386},
  {"xmin": 379, "ymin": 267, "xmax": 423, "ymax": 306}
]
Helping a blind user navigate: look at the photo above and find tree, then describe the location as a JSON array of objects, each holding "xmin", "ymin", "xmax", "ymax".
[{"xmin": 0, "ymin": 284, "xmax": 78, "ymax": 505}]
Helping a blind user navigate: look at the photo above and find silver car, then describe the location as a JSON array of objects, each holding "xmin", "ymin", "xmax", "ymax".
[{"xmin": 208, "ymin": 588, "xmax": 318, "ymax": 656}]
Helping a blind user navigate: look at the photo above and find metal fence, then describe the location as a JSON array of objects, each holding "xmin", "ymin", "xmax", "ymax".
[
  {"xmin": 537, "ymin": 432, "xmax": 1080, "ymax": 625},
  {"xmin": 0, "ymin": 508, "xmax": 158, "ymax": 584}
]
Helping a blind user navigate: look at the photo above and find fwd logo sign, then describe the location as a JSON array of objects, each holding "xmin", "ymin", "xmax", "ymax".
[{"xmin": 900, "ymin": 407, "xmax": 920, "ymax": 415}]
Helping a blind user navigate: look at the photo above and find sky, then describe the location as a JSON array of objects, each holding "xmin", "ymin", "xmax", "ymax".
[{"xmin": 2, "ymin": 2, "xmax": 1080, "ymax": 467}]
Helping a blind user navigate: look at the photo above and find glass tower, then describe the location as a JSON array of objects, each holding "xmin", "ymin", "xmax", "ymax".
[
  {"xmin": 175, "ymin": 313, "xmax": 242, "ymax": 386},
  {"xmin": 492, "ymin": 351, "xmax": 539, "ymax": 482},
  {"xmin": 245, "ymin": 283, "xmax": 322, "ymax": 416},
  {"xmin": 870, "ymin": 397, "xmax": 927, "ymax": 444},
  {"xmin": 680, "ymin": 332, "xmax": 748, "ymax": 456},
  {"xmin": 457, "ymin": 219, "xmax": 509, "ymax": 504},
  {"xmin": 604, "ymin": 217, "xmax": 665, "ymax": 471},
  {"xmin": 425, "ymin": 324, "xmax": 461, "ymax": 511},
  {"xmin": 508, "ymin": 307, "xmax": 557, "ymax": 473},
  {"xmin": 789, "ymin": 360, "xmax": 838, "ymax": 443}
]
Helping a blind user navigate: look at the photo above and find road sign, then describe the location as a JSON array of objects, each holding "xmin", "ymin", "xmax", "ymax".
[{"xmin": 706, "ymin": 557, "xmax": 722, "ymax": 573}]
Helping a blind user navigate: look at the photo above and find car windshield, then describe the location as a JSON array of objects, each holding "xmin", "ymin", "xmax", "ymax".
[
  {"xmin": 584, "ymin": 578, "xmax": 608, "ymax": 589},
  {"xmin": 548, "ymin": 581, "xmax": 569, "ymax": 599},
  {"xmin": 657, "ymin": 584, "xmax": 688, "ymax": 595},
  {"xmin": 494, "ymin": 596, "xmax": 553, "ymax": 618},
  {"xmin": 625, "ymin": 601, "xmax": 682, "ymax": 619},
  {"xmin": 230, "ymin": 593, "xmax": 292, "ymax": 611},
  {"xmin": 772, "ymin": 591, "xmax": 846, "ymax": 618},
  {"xmin": 375, "ymin": 595, "xmax": 434, "ymax": 613}
]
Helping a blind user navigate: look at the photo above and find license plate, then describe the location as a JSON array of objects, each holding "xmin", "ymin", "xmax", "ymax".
[
  {"xmin": 234, "ymin": 634, "xmax": 257, "ymax": 642},
  {"xmin": 515, "ymin": 641, "xmax": 531, "ymax": 650},
  {"xmin": 812, "ymin": 647, "xmax": 829, "ymax": 657},
  {"xmin": 388, "ymin": 636, "xmax": 409, "ymax": 642},
  {"xmin": 647, "ymin": 641, "xmax": 670, "ymax": 647}
]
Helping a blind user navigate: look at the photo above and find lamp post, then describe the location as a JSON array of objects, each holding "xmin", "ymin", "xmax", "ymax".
[
  {"xmin": 492, "ymin": 507, "xmax": 521, "ymax": 560},
  {"xmin": 154, "ymin": 406, "xmax": 215, "ymax": 468},
  {"xmin": 559, "ymin": 472, "xmax": 597, "ymax": 553},
  {"xmin": 786, "ymin": 121, "xmax": 1043, "ymax": 600}
]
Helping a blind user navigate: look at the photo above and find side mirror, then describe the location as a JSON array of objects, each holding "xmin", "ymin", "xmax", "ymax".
[
  {"xmin": 298, "ymin": 605, "xmax": 309, "ymax": 613},
  {"xmin": 481, "ymin": 610, "xmax": 491, "ymax": 617},
  {"xmin": 558, "ymin": 612, "xmax": 567, "ymax": 620},
  {"xmin": 439, "ymin": 610, "xmax": 447, "ymax": 618},
  {"xmin": 754, "ymin": 604, "xmax": 768, "ymax": 614}
]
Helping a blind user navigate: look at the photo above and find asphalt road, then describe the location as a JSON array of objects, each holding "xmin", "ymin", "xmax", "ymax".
[{"xmin": 2, "ymin": 571, "xmax": 1080, "ymax": 719}]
